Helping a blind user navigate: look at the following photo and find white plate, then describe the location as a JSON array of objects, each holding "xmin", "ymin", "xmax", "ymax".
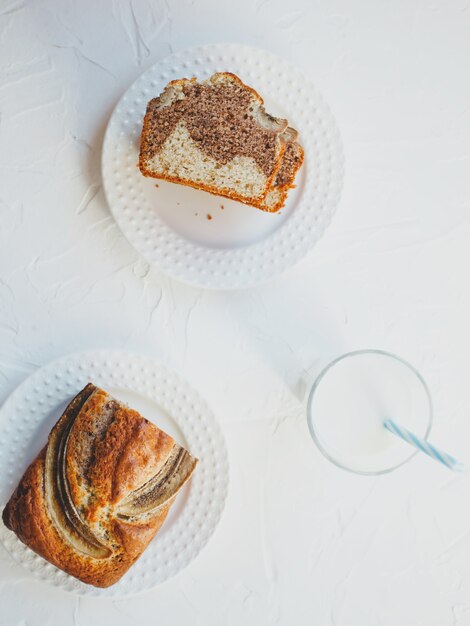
[
  {"xmin": 102, "ymin": 43, "xmax": 344, "ymax": 289},
  {"xmin": 0, "ymin": 351, "xmax": 228, "ymax": 597}
]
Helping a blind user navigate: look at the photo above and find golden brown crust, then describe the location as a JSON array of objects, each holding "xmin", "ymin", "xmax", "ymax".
[
  {"xmin": 2, "ymin": 384, "xmax": 197, "ymax": 588},
  {"xmin": 210, "ymin": 72, "xmax": 265, "ymax": 105},
  {"xmin": 261, "ymin": 145, "xmax": 305, "ymax": 213}
]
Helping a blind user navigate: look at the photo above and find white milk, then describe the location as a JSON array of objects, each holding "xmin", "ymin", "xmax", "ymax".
[{"xmin": 307, "ymin": 352, "xmax": 431, "ymax": 473}]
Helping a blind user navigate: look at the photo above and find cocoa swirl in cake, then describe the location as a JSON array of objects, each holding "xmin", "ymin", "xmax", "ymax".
[{"xmin": 141, "ymin": 80, "xmax": 282, "ymax": 177}]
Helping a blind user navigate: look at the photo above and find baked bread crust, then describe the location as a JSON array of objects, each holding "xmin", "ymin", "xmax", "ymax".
[
  {"xmin": 257, "ymin": 132, "xmax": 305, "ymax": 212},
  {"xmin": 2, "ymin": 383, "xmax": 197, "ymax": 588}
]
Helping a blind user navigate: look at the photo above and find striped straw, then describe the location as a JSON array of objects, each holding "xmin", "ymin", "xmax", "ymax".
[{"xmin": 384, "ymin": 419, "xmax": 464, "ymax": 472}]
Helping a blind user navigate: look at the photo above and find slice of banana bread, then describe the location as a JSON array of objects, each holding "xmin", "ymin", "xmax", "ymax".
[
  {"xmin": 258, "ymin": 127, "xmax": 304, "ymax": 212},
  {"xmin": 139, "ymin": 72, "xmax": 291, "ymax": 206}
]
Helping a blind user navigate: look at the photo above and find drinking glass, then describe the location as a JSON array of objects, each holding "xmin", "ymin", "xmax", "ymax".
[{"xmin": 306, "ymin": 349, "xmax": 433, "ymax": 475}]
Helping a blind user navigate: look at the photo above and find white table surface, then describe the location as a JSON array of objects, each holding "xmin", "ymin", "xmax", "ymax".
[{"xmin": 1, "ymin": 1, "xmax": 470, "ymax": 624}]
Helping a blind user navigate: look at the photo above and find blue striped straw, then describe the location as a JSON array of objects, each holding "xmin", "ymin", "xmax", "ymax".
[{"xmin": 384, "ymin": 419, "xmax": 464, "ymax": 472}]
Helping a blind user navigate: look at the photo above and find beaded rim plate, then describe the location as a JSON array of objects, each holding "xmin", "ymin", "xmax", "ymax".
[
  {"xmin": 0, "ymin": 350, "xmax": 229, "ymax": 597},
  {"xmin": 102, "ymin": 43, "xmax": 344, "ymax": 290}
]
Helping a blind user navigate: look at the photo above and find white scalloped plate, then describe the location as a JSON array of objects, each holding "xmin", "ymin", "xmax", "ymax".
[
  {"xmin": 102, "ymin": 43, "xmax": 344, "ymax": 289},
  {"xmin": 0, "ymin": 351, "xmax": 228, "ymax": 597}
]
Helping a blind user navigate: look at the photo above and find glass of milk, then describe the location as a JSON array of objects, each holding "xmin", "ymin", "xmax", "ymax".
[{"xmin": 306, "ymin": 350, "xmax": 433, "ymax": 474}]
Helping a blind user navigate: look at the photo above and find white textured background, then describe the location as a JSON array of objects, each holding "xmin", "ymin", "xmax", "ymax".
[{"xmin": 1, "ymin": 1, "xmax": 470, "ymax": 624}]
